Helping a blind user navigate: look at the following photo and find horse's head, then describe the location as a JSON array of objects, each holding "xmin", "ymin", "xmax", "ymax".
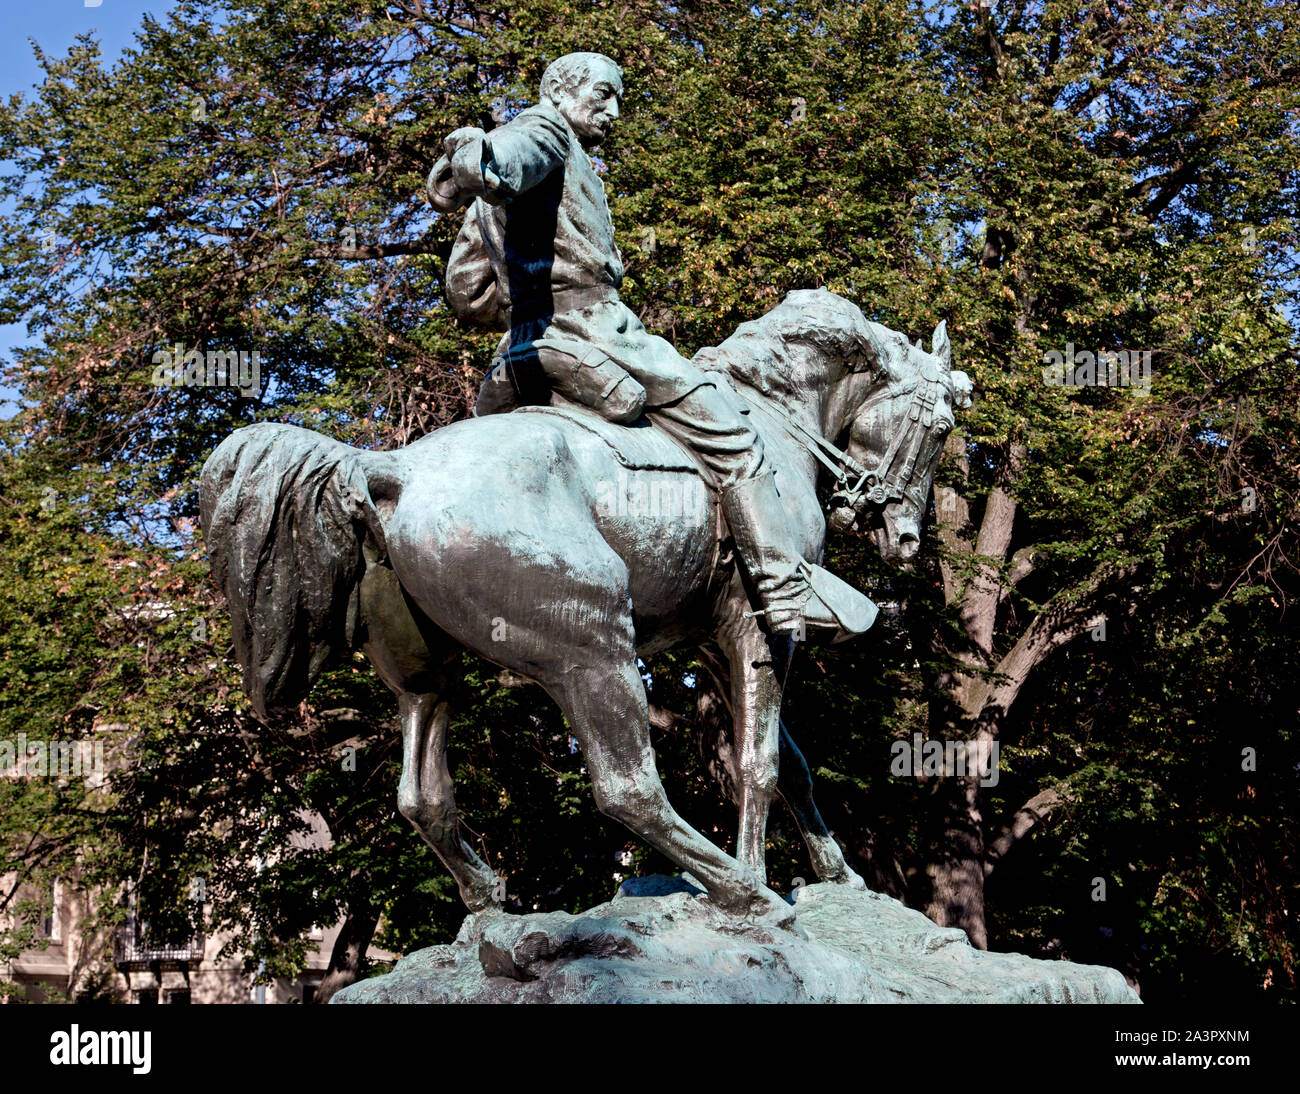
[
  {"xmin": 696, "ymin": 289, "xmax": 971, "ymax": 564},
  {"xmin": 830, "ymin": 320, "xmax": 972, "ymax": 563}
]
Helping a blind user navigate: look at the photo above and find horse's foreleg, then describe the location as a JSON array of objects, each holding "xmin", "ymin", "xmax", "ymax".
[
  {"xmin": 396, "ymin": 691, "xmax": 497, "ymax": 911},
  {"xmin": 776, "ymin": 719, "xmax": 865, "ymax": 889},
  {"xmin": 552, "ymin": 659, "xmax": 800, "ymax": 933},
  {"xmin": 719, "ymin": 618, "xmax": 866, "ymax": 891},
  {"xmin": 721, "ymin": 624, "xmax": 791, "ymax": 885}
]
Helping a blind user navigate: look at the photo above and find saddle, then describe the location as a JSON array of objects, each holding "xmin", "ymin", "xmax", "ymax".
[
  {"xmin": 474, "ymin": 334, "xmax": 648, "ymax": 424},
  {"xmin": 512, "ymin": 404, "xmax": 701, "ymax": 474}
]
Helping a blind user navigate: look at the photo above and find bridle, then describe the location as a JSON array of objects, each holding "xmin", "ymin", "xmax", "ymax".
[{"xmin": 743, "ymin": 360, "xmax": 953, "ymax": 515}]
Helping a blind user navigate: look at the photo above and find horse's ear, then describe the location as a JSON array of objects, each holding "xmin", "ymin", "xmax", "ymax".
[{"xmin": 932, "ymin": 320, "xmax": 951, "ymax": 369}]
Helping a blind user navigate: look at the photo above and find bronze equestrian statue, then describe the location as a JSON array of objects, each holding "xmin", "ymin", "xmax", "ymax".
[{"xmin": 200, "ymin": 53, "xmax": 970, "ymax": 932}]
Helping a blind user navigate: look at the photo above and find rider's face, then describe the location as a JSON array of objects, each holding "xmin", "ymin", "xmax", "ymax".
[{"xmin": 554, "ymin": 65, "xmax": 623, "ymax": 149}]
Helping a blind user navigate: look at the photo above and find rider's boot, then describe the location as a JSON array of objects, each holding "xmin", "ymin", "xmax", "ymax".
[{"xmin": 720, "ymin": 470, "xmax": 878, "ymax": 642}]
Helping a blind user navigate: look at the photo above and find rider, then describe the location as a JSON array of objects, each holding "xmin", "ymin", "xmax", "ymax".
[{"xmin": 428, "ymin": 51, "xmax": 873, "ymax": 639}]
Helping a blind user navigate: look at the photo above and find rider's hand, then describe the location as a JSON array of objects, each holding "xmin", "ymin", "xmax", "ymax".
[
  {"xmin": 444, "ymin": 125, "xmax": 486, "ymax": 157},
  {"xmin": 428, "ymin": 127, "xmax": 499, "ymax": 212},
  {"xmin": 444, "ymin": 126, "xmax": 490, "ymax": 195},
  {"xmin": 426, "ymin": 156, "xmax": 461, "ymax": 212}
]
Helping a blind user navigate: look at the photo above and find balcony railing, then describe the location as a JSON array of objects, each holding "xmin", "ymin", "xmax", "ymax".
[{"xmin": 114, "ymin": 927, "xmax": 204, "ymax": 967}]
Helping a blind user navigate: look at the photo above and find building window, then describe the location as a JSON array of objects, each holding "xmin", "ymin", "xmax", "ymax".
[
  {"xmin": 39, "ymin": 893, "xmax": 56, "ymax": 940},
  {"xmin": 166, "ymin": 990, "xmax": 191, "ymax": 1005},
  {"xmin": 46, "ymin": 880, "xmax": 61, "ymax": 941},
  {"xmin": 134, "ymin": 988, "xmax": 159, "ymax": 1005},
  {"xmin": 15, "ymin": 880, "xmax": 59, "ymax": 941},
  {"xmin": 302, "ymin": 985, "xmax": 317, "ymax": 1005}
]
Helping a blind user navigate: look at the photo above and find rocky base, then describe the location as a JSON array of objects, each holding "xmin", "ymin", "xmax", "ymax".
[{"xmin": 332, "ymin": 877, "xmax": 1139, "ymax": 1004}]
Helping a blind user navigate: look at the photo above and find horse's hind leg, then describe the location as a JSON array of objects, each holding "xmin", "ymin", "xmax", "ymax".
[
  {"xmin": 776, "ymin": 719, "xmax": 865, "ymax": 889},
  {"xmin": 550, "ymin": 658, "xmax": 799, "ymax": 932},
  {"xmin": 359, "ymin": 562, "xmax": 497, "ymax": 910},
  {"xmin": 396, "ymin": 690, "xmax": 497, "ymax": 911}
]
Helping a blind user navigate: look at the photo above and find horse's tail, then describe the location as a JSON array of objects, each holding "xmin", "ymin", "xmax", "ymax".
[{"xmin": 199, "ymin": 422, "xmax": 393, "ymax": 718}]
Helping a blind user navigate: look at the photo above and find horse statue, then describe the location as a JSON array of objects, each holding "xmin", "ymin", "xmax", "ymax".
[{"xmin": 199, "ymin": 288, "xmax": 969, "ymax": 932}]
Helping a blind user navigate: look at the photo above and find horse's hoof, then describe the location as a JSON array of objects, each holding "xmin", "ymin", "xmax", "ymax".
[
  {"xmin": 832, "ymin": 867, "xmax": 867, "ymax": 891},
  {"xmin": 747, "ymin": 892, "xmax": 809, "ymax": 939},
  {"xmin": 460, "ymin": 879, "xmax": 504, "ymax": 913},
  {"xmin": 462, "ymin": 900, "xmax": 502, "ymax": 918},
  {"xmin": 769, "ymin": 907, "xmax": 810, "ymax": 940}
]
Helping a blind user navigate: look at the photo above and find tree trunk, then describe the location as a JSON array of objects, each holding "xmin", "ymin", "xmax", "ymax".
[
  {"xmin": 312, "ymin": 898, "xmax": 378, "ymax": 1004},
  {"xmin": 922, "ymin": 771, "xmax": 988, "ymax": 948},
  {"xmin": 921, "ymin": 438, "xmax": 1024, "ymax": 946}
]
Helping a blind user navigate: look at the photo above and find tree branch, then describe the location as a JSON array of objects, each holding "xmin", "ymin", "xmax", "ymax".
[
  {"xmin": 965, "ymin": 572, "xmax": 1127, "ymax": 722},
  {"xmin": 985, "ymin": 786, "xmax": 1071, "ymax": 877},
  {"xmin": 936, "ymin": 432, "xmax": 973, "ymax": 606},
  {"xmin": 959, "ymin": 442, "xmax": 1026, "ymax": 656},
  {"xmin": 998, "ymin": 545, "xmax": 1041, "ymax": 606}
]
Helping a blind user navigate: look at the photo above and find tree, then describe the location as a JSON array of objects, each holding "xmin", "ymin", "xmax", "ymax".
[{"xmin": 894, "ymin": 0, "xmax": 1300, "ymax": 950}]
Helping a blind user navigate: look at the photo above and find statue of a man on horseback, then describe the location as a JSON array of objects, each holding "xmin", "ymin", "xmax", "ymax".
[
  {"xmin": 200, "ymin": 48, "xmax": 970, "ymax": 934},
  {"xmin": 428, "ymin": 51, "xmax": 873, "ymax": 640}
]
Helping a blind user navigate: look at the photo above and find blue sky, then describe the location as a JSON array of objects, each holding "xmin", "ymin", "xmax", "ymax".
[{"xmin": 1, "ymin": 1, "xmax": 176, "ymax": 417}]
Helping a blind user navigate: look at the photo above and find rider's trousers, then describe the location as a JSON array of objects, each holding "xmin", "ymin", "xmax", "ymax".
[{"xmin": 510, "ymin": 298, "xmax": 767, "ymax": 490}]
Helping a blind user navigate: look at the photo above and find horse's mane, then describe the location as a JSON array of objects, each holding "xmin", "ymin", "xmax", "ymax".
[{"xmin": 693, "ymin": 288, "xmax": 910, "ymax": 397}]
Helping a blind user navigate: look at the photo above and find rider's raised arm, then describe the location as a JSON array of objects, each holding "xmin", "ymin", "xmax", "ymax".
[
  {"xmin": 478, "ymin": 105, "xmax": 570, "ymax": 203},
  {"xmin": 428, "ymin": 106, "xmax": 570, "ymax": 212}
]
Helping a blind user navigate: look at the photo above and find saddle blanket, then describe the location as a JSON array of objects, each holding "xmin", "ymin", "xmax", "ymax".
[{"xmin": 514, "ymin": 404, "xmax": 704, "ymax": 475}]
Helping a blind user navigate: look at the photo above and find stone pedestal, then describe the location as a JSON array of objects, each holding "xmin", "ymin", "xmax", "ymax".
[{"xmin": 332, "ymin": 878, "xmax": 1139, "ymax": 1004}]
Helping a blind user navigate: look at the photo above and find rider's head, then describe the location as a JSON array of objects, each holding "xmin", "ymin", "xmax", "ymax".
[{"xmin": 541, "ymin": 53, "xmax": 623, "ymax": 150}]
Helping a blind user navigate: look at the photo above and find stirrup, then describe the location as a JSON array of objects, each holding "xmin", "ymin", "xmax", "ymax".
[{"xmin": 745, "ymin": 563, "xmax": 878, "ymax": 643}]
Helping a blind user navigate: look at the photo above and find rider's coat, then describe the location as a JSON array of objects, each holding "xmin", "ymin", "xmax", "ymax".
[{"xmin": 445, "ymin": 101, "xmax": 716, "ymax": 410}]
